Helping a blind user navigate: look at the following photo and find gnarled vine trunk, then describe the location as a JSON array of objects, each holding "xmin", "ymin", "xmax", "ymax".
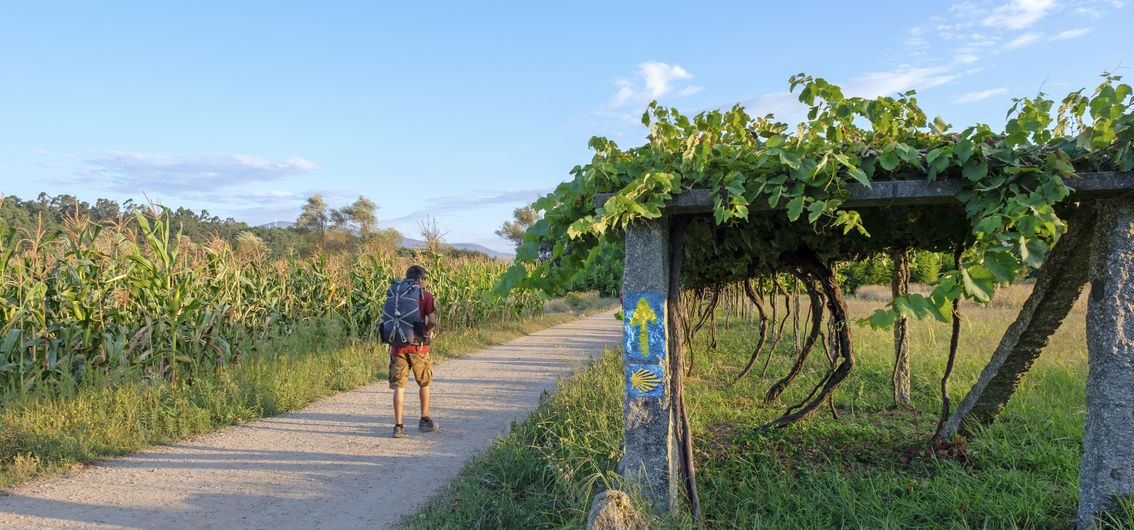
[
  {"xmin": 730, "ymin": 279, "xmax": 770, "ymax": 385},
  {"xmin": 933, "ymin": 244, "xmax": 965, "ymax": 441},
  {"xmin": 763, "ymin": 270, "xmax": 823, "ymax": 404},
  {"xmin": 666, "ymin": 216, "xmax": 701, "ymax": 522},
  {"xmin": 762, "ymin": 249, "xmax": 855, "ymax": 429},
  {"xmin": 891, "ymin": 247, "xmax": 911, "ymax": 408}
]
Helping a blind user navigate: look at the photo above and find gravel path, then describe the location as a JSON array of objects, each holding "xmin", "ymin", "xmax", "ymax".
[{"xmin": 0, "ymin": 311, "xmax": 621, "ymax": 529}]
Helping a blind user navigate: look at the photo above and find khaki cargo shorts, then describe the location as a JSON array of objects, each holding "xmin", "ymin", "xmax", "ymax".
[{"xmin": 388, "ymin": 352, "xmax": 432, "ymax": 389}]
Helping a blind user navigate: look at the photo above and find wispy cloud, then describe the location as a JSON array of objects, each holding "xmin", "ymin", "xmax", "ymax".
[
  {"xmin": 383, "ymin": 188, "xmax": 549, "ymax": 225},
  {"xmin": 154, "ymin": 190, "xmax": 306, "ymax": 224},
  {"xmin": 605, "ymin": 61, "xmax": 702, "ymax": 110},
  {"xmin": 607, "ymin": 0, "xmax": 1121, "ymax": 138},
  {"xmin": 79, "ymin": 153, "xmax": 317, "ymax": 195},
  {"xmin": 1000, "ymin": 26, "xmax": 1093, "ymax": 50},
  {"xmin": 1049, "ymin": 27, "xmax": 1093, "ymax": 40},
  {"xmin": 733, "ymin": 92, "xmax": 805, "ymax": 121},
  {"xmin": 954, "ymin": 87, "xmax": 1011, "ymax": 103},
  {"xmin": 179, "ymin": 189, "xmax": 302, "ymax": 205},
  {"xmin": 433, "ymin": 189, "xmax": 549, "ymax": 211},
  {"xmin": 1004, "ymin": 32, "xmax": 1044, "ymax": 48},
  {"xmin": 981, "ymin": 0, "xmax": 1057, "ymax": 29},
  {"xmin": 734, "ymin": 66, "xmax": 963, "ymax": 124},
  {"xmin": 1076, "ymin": 0, "xmax": 1126, "ymax": 16},
  {"xmin": 844, "ymin": 67, "xmax": 959, "ymax": 97}
]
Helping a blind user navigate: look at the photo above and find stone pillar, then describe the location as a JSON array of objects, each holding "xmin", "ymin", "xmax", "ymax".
[
  {"xmin": 620, "ymin": 220, "xmax": 679, "ymax": 513},
  {"xmin": 1079, "ymin": 197, "xmax": 1134, "ymax": 529}
]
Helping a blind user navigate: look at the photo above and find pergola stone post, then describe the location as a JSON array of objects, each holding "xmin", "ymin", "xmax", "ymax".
[
  {"xmin": 620, "ymin": 219, "xmax": 680, "ymax": 513},
  {"xmin": 1079, "ymin": 196, "xmax": 1134, "ymax": 528}
]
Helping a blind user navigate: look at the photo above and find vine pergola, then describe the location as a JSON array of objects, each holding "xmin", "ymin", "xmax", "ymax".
[
  {"xmin": 603, "ymin": 172, "xmax": 1131, "ymax": 523},
  {"xmin": 499, "ymin": 74, "xmax": 1134, "ymax": 528}
]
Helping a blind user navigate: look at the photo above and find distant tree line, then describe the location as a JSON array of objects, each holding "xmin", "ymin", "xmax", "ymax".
[
  {"xmin": 1, "ymin": 192, "xmax": 628, "ymax": 276},
  {"xmin": 0, "ymin": 192, "xmax": 307, "ymax": 256},
  {"xmin": 0, "ymin": 192, "xmax": 495, "ymax": 260}
]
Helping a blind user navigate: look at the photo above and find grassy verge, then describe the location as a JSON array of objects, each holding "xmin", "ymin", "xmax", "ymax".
[
  {"xmin": 0, "ymin": 293, "xmax": 615, "ymax": 488},
  {"xmin": 403, "ymin": 348, "xmax": 627, "ymax": 529},
  {"xmin": 408, "ymin": 286, "xmax": 1134, "ymax": 529}
]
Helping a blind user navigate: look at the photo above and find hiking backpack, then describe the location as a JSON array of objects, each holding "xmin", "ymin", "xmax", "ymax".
[{"xmin": 379, "ymin": 279, "xmax": 423, "ymax": 347}]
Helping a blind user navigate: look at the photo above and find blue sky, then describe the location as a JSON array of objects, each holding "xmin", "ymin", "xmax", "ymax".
[{"xmin": 0, "ymin": 1, "xmax": 1130, "ymax": 252}]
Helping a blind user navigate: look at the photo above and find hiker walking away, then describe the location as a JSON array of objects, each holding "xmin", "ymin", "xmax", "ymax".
[{"xmin": 380, "ymin": 265, "xmax": 439, "ymax": 438}]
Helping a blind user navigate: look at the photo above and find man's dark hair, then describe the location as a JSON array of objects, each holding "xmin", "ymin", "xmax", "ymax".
[{"xmin": 406, "ymin": 265, "xmax": 427, "ymax": 281}]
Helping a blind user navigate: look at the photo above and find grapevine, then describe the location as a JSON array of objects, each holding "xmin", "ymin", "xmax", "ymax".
[
  {"xmin": 505, "ymin": 72, "xmax": 1133, "ymax": 322},
  {"xmin": 500, "ymin": 72, "xmax": 1134, "ymax": 426}
]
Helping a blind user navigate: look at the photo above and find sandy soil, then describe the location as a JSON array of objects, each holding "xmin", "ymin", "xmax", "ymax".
[{"xmin": 0, "ymin": 311, "xmax": 621, "ymax": 529}]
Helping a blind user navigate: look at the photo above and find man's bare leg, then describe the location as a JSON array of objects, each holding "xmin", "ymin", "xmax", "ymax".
[
  {"xmin": 393, "ymin": 388, "xmax": 405, "ymax": 425},
  {"xmin": 420, "ymin": 385, "xmax": 430, "ymax": 418}
]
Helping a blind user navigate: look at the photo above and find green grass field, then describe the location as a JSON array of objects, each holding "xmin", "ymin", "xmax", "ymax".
[
  {"xmin": 0, "ymin": 293, "xmax": 614, "ymax": 488},
  {"xmin": 408, "ymin": 285, "xmax": 1134, "ymax": 529}
]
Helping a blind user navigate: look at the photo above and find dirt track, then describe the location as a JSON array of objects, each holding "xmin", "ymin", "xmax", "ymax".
[{"xmin": 0, "ymin": 312, "xmax": 621, "ymax": 529}]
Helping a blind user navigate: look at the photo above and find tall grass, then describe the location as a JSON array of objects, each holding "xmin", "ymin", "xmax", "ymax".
[
  {"xmin": 403, "ymin": 349, "xmax": 627, "ymax": 529},
  {"xmin": 679, "ymin": 285, "xmax": 1101, "ymax": 528}
]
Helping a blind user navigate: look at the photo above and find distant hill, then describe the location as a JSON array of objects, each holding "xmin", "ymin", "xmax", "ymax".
[
  {"xmin": 255, "ymin": 222, "xmax": 513, "ymax": 260},
  {"xmin": 399, "ymin": 237, "xmax": 514, "ymax": 260},
  {"xmin": 451, "ymin": 243, "xmax": 514, "ymax": 261}
]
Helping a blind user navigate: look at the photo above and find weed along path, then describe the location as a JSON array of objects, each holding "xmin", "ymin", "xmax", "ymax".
[{"xmin": 0, "ymin": 311, "xmax": 621, "ymax": 530}]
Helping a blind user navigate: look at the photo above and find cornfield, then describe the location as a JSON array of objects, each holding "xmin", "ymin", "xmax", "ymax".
[{"xmin": 0, "ymin": 209, "xmax": 543, "ymax": 394}]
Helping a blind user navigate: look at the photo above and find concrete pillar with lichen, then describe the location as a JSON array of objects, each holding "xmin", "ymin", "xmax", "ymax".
[
  {"xmin": 619, "ymin": 220, "xmax": 679, "ymax": 514},
  {"xmin": 1079, "ymin": 196, "xmax": 1134, "ymax": 528}
]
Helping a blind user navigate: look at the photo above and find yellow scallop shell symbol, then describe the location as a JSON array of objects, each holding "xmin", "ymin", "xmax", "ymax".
[{"xmin": 630, "ymin": 368, "xmax": 661, "ymax": 394}]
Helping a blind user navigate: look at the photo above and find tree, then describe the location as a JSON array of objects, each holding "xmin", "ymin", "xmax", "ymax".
[
  {"xmin": 338, "ymin": 196, "xmax": 378, "ymax": 237},
  {"xmin": 568, "ymin": 240, "xmax": 624, "ymax": 297},
  {"xmin": 324, "ymin": 224, "xmax": 354, "ymax": 254},
  {"xmin": 50, "ymin": 194, "xmax": 87, "ymax": 222},
  {"xmin": 91, "ymin": 198, "xmax": 120, "ymax": 222},
  {"xmin": 361, "ymin": 227, "xmax": 403, "ymax": 256},
  {"xmin": 495, "ymin": 206, "xmax": 540, "ymax": 248},
  {"xmin": 297, "ymin": 195, "xmax": 328, "ymax": 234},
  {"xmin": 296, "ymin": 194, "xmax": 329, "ymax": 247},
  {"xmin": 347, "ymin": 196, "xmax": 378, "ymax": 237},
  {"xmin": 329, "ymin": 208, "xmax": 348, "ymax": 230},
  {"xmin": 419, "ymin": 215, "xmax": 448, "ymax": 253}
]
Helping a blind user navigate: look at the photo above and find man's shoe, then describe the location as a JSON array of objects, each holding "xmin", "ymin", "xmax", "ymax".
[
  {"xmin": 419, "ymin": 417, "xmax": 438, "ymax": 432},
  {"xmin": 392, "ymin": 424, "xmax": 406, "ymax": 438}
]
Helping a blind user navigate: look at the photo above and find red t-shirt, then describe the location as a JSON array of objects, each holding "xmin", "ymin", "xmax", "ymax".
[{"xmin": 391, "ymin": 290, "xmax": 435, "ymax": 355}]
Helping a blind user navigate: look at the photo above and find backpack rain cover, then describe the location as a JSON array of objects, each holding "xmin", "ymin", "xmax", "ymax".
[{"xmin": 380, "ymin": 279, "xmax": 423, "ymax": 347}]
